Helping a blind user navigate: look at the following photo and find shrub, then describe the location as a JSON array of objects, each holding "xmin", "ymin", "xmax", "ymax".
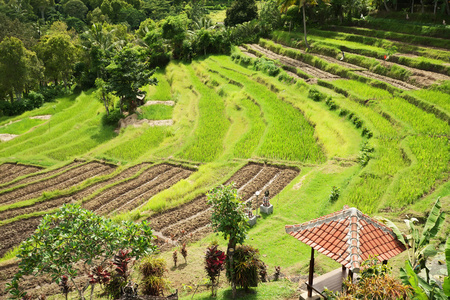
[
  {"xmin": 308, "ymin": 87, "xmax": 326, "ymax": 102},
  {"xmin": 102, "ymin": 109, "xmax": 123, "ymax": 127},
  {"xmin": 24, "ymin": 91, "xmax": 44, "ymax": 109},
  {"xmin": 357, "ymin": 141, "xmax": 374, "ymax": 167},
  {"xmin": 139, "ymin": 256, "xmax": 169, "ymax": 296},
  {"xmin": 329, "ymin": 186, "xmax": 340, "ymax": 203},
  {"xmin": 205, "ymin": 244, "xmax": 226, "ymax": 297},
  {"xmin": 226, "ymin": 245, "xmax": 265, "ymax": 291},
  {"xmin": 104, "ymin": 250, "xmax": 131, "ymax": 299}
]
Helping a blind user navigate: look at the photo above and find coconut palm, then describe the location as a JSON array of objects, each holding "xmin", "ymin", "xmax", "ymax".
[{"xmin": 278, "ymin": 0, "xmax": 317, "ymax": 49}]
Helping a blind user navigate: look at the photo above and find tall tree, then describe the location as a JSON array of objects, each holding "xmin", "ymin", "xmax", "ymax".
[
  {"xmin": 207, "ymin": 183, "xmax": 249, "ymax": 298},
  {"xmin": 278, "ymin": 0, "xmax": 316, "ymax": 48},
  {"xmin": 0, "ymin": 37, "xmax": 28, "ymax": 102},
  {"xmin": 224, "ymin": 0, "xmax": 258, "ymax": 27},
  {"xmin": 35, "ymin": 32, "xmax": 78, "ymax": 87},
  {"xmin": 105, "ymin": 45, "xmax": 157, "ymax": 113}
]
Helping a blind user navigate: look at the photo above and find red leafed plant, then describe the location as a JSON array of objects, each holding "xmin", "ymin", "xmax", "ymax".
[
  {"xmin": 205, "ymin": 244, "xmax": 226, "ymax": 297},
  {"xmin": 113, "ymin": 249, "xmax": 132, "ymax": 281},
  {"xmin": 89, "ymin": 266, "xmax": 111, "ymax": 285}
]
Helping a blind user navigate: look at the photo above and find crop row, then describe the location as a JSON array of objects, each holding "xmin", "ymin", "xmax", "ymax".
[
  {"xmin": 174, "ymin": 65, "xmax": 230, "ymax": 163},
  {"xmin": 0, "ymin": 162, "xmax": 115, "ymax": 207},
  {"xmin": 0, "ymin": 164, "xmax": 42, "ymax": 185},
  {"xmin": 83, "ymin": 164, "xmax": 193, "ymax": 215},
  {"xmin": 0, "ymin": 163, "xmax": 152, "ymax": 222},
  {"xmin": 148, "ymin": 163, "xmax": 299, "ymax": 246},
  {"xmin": 204, "ymin": 58, "xmax": 325, "ymax": 163},
  {"xmin": 0, "ymin": 161, "xmax": 82, "ymax": 190}
]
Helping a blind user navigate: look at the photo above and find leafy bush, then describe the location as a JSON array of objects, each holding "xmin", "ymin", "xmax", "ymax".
[
  {"xmin": 325, "ymin": 96, "xmax": 338, "ymax": 110},
  {"xmin": 308, "ymin": 87, "xmax": 326, "ymax": 102},
  {"xmin": 254, "ymin": 58, "xmax": 280, "ymax": 76},
  {"xmin": 40, "ymin": 85, "xmax": 66, "ymax": 102},
  {"xmin": 139, "ymin": 256, "xmax": 169, "ymax": 296},
  {"xmin": 102, "ymin": 109, "xmax": 124, "ymax": 127},
  {"xmin": 329, "ymin": 186, "xmax": 340, "ymax": 203},
  {"xmin": 24, "ymin": 91, "xmax": 44, "ymax": 108},
  {"xmin": 205, "ymin": 244, "xmax": 226, "ymax": 296},
  {"xmin": 104, "ymin": 250, "xmax": 131, "ymax": 299},
  {"xmin": 226, "ymin": 245, "xmax": 265, "ymax": 291},
  {"xmin": 357, "ymin": 141, "xmax": 374, "ymax": 167}
]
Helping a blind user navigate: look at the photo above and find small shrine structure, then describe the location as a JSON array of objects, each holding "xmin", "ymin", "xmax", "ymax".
[{"xmin": 285, "ymin": 205, "xmax": 406, "ymax": 298}]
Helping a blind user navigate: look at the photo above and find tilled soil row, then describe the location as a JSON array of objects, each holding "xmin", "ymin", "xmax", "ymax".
[
  {"xmin": 113, "ymin": 169, "xmax": 193, "ymax": 215},
  {"xmin": 0, "ymin": 216, "xmax": 42, "ymax": 258},
  {"xmin": 0, "ymin": 259, "xmax": 87, "ymax": 300},
  {"xmin": 95, "ymin": 168, "xmax": 192, "ymax": 216},
  {"xmin": 0, "ymin": 162, "xmax": 115, "ymax": 205},
  {"xmin": 354, "ymin": 70, "xmax": 419, "ymax": 90},
  {"xmin": 247, "ymin": 44, "xmax": 340, "ymax": 80},
  {"xmin": 148, "ymin": 164, "xmax": 263, "ymax": 231},
  {"xmin": 149, "ymin": 164, "xmax": 299, "ymax": 246},
  {"xmin": 0, "ymin": 161, "xmax": 83, "ymax": 191},
  {"xmin": 252, "ymin": 42, "xmax": 422, "ymax": 90},
  {"xmin": 0, "ymin": 164, "xmax": 42, "ymax": 185},
  {"xmin": 83, "ymin": 164, "xmax": 172, "ymax": 212},
  {"xmin": 0, "ymin": 163, "xmax": 152, "ymax": 222}
]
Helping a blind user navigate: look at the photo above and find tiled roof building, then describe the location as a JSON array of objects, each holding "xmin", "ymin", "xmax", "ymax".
[{"xmin": 285, "ymin": 206, "xmax": 406, "ymax": 298}]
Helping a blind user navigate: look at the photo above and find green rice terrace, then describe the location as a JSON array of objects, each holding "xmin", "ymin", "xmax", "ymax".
[{"xmin": 0, "ymin": 15, "xmax": 449, "ymax": 300}]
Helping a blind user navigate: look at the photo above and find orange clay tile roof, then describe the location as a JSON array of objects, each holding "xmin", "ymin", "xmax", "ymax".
[{"xmin": 285, "ymin": 206, "xmax": 406, "ymax": 272}]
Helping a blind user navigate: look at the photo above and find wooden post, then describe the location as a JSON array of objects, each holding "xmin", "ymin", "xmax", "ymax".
[
  {"xmin": 308, "ymin": 247, "xmax": 315, "ymax": 297},
  {"xmin": 349, "ymin": 269, "xmax": 354, "ymax": 281}
]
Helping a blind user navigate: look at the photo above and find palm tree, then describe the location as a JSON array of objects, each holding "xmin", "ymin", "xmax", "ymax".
[{"xmin": 278, "ymin": 0, "xmax": 313, "ymax": 49}]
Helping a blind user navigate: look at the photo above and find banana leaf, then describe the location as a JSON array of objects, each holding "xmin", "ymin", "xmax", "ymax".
[{"xmin": 419, "ymin": 198, "xmax": 445, "ymax": 248}]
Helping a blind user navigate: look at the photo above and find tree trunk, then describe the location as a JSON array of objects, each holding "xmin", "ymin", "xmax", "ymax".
[
  {"xmin": 411, "ymin": 0, "xmax": 414, "ymax": 14},
  {"xmin": 433, "ymin": 0, "xmax": 437, "ymax": 14},
  {"xmin": 383, "ymin": 0, "xmax": 391, "ymax": 12},
  {"xmin": 420, "ymin": 0, "xmax": 424, "ymax": 13},
  {"xmin": 9, "ymin": 90, "xmax": 14, "ymax": 103},
  {"xmin": 227, "ymin": 238, "xmax": 236, "ymax": 299},
  {"xmin": 102, "ymin": 94, "xmax": 109, "ymax": 116},
  {"xmin": 302, "ymin": 5, "xmax": 310, "ymax": 49},
  {"xmin": 446, "ymin": 0, "xmax": 450, "ymax": 15}
]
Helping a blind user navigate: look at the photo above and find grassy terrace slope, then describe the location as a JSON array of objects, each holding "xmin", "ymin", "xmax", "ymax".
[{"xmin": 0, "ymin": 21, "xmax": 449, "ymax": 299}]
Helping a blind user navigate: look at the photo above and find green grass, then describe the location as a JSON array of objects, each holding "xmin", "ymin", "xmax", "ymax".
[
  {"xmin": 147, "ymin": 71, "xmax": 172, "ymax": 100},
  {"xmin": 205, "ymin": 57, "xmax": 325, "ymax": 163},
  {"xmin": 0, "ymin": 118, "xmax": 46, "ymax": 135},
  {"xmin": 102, "ymin": 125, "xmax": 170, "ymax": 163},
  {"xmin": 175, "ymin": 64, "xmax": 230, "ymax": 163},
  {"xmin": 409, "ymin": 89, "xmax": 450, "ymax": 115},
  {"xmin": 138, "ymin": 104, "xmax": 173, "ymax": 120}
]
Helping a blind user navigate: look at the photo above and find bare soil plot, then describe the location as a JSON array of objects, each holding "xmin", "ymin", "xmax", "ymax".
[
  {"xmin": 0, "ymin": 163, "xmax": 152, "ymax": 222},
  {"xmin": 143, "ymin": 101, "xmax": 175, "ymax": 106},
  {"xmin": 83, "ymin": 164, "xmax": 193, "ymax": 216},
  {"xmin": 0, "ymin": 134, "xmax": 18, "ymax": 142},
  {"xmin": 247, "ymin": 44, "xmax": 340, "ymax": 80},
  {"xmin": 0, "ymin": 162, "xmax": 116, "ymax": 206},
  {"xmin": 148, "ymin": 163, "xmax": 299, "ymax": 248},
  {"xmin": 0, "ymin": 161, "xmax": 83, "ymax": 191},
  {"xmin": 0, "ymin": 164, "xmax": 42, "ymax": 185}
]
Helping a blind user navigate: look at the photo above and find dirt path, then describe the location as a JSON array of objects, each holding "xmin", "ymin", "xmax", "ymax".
[
  {"xmin": 354, "ymin": 70, "xmax": 419, "ymax": 90},
  {"xmin": 144, "ymin": 101, "xmax": 175, "ymax": 106},
  {"xmin": 0, "ymin": 164, "xmax": 42, "ymax": 185},
  {"xmin": 0, "ymin": 134, "xmax": 18, "ymax": 142},
  {"xmin": 238, "ymin": 46, "xmax": 258, "ymax": 58},
  {"xmin": 254, "ymin": 42, "xmax": 425, "ymax": 90}
]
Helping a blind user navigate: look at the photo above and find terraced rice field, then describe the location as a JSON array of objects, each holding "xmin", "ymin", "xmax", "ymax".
[{"xmin": 0, "ymin": 19, "xmax": 449, "ymax": 300}]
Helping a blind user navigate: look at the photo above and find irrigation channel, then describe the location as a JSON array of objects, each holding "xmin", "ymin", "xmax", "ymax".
[{"xmin": 0, "ymin": 162, "xmax": 298, "ymax": 298}]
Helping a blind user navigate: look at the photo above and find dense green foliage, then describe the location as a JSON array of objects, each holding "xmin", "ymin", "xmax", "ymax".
[{"xmin": 6, "ymin": 204, "xmax": 156, "ymax": 299}]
